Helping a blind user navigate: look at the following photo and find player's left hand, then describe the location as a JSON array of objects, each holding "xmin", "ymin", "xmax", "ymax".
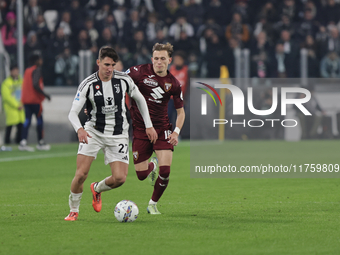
[
  {"xmin": 168, "ymin": 132, "xmax": 179, "ymax": 146},
  {"xmin": 77, "ymin": 127, "xmax": 92, "ymax": 144},
  {"xmin": 146, "ymin": 127, "xmax": 158, "ymax": 144}
]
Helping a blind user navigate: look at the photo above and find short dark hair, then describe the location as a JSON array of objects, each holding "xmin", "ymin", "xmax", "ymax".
[
  {"xmin": 98, "ymin": 46, "xmax": 119, "ymax": 62},
  {"xmin": 152, "ymin": 43, "xmax": 174, "ymax": 58},
  {"xmin": 10, "ymin": 65, "xmax": 18, "ymax": 71},
  {"xmin": 173, "ymin": 50, "xmax": 186, "ymax": 60},
  {"xmin": 29, "ymin": 54, "xmax": 42, "ymax": 66}
]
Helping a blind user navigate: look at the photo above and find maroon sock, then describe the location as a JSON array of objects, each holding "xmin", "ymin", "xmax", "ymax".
[
  {"xmin": 151, "ymin": 166, "xmax": 170, "ymax": 202},
  {"xmin": 136, "ymin": 162, "xmax": 155, "ymax": 180}
]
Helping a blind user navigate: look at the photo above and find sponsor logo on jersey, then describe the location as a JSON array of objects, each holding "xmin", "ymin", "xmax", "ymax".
[
  {"xmin": 150, "ymin": 87, "xmax": 164, "ymax": 100},
  {"xmin": 114, "ymin": 84, "xmax": 120, "ymax": 93},
  {"xmin": 94, "ymin": 90, "xmax": 102, "ymax": 96},
  {"xmin": 134, "ymin": 67, "xmax": 138, "ymax": 71},
  {"xmin": 95, "ymin": 85, "xmax": 100, "ymax": 90},
  {"xmin": 133, "ymin": 151, "xmax": 139, "ymax": 161},
  {"xmin": 106, "ymin": 97, "xmax": 113, "ymax": 105},
  {"xmin": 164, "ymin": 83, "xmax": 172, "ymax": 92},
  {"xmin": 148, "ymin": 75, "xmax": 155, "ymax": 78},
  {"xmin": 102, "ymin": 105, "xmax": 118, "ymax": 114},
  {"xmin": 148, "ymin": 98, "xmax": 162, "ymax": 104},
  {"xmin": 143, "ymin": 78, "xmax": 158, "ymax": 87},
  {"xmin": 125, "ymin": 69, "xmax": 130, "ymax": 74}
]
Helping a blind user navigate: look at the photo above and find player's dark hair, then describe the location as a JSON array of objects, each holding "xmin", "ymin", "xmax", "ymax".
[
  {"xmin": 152, "ymin": 43, "xmax": 174, "ymax": 58},
  {"xmin": 29, "ymin": 54, "xmax": 42, "ymax": 66},
  {"xmin": 98, "ymin": 46, "xmax": 119, "ymax": 62}
]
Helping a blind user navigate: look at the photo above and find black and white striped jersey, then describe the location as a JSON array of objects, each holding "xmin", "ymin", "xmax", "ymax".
[{"xmin": 69, "ymin": 70, "xmax": 152, "ymax": 138}]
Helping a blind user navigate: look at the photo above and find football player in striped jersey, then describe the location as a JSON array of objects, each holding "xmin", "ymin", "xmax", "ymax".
[{"xmin": 65, "ymin": 46, "xmax": 157, "ymax": 221}]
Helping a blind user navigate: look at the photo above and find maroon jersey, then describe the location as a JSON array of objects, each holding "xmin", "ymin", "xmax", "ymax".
[{"xmin": 127, "ymin": 64, "xmax": 183, "ymax": 131}]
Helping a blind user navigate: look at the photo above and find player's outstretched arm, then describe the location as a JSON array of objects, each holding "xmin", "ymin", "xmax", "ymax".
[
  {"xmin": 168, "ymin": 107, "xmax": 185, "ymax": 146},
  {"xmin": 131, "ymin": 88, "xmax": 158, "ymax": 143}
]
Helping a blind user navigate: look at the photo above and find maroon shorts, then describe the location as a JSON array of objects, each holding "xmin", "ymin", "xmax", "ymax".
[{"xmin": 132, "ymin": 127, "xmax": 174, "ymax": 164}]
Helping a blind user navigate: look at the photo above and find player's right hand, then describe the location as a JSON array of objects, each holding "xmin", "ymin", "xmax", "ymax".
[
  {"xmin": 77, "ymin": 127, "xmax": 92, "ymax": 144},
  {"xmin": 146, "ymin": 127, "xmax": 157, "ymax": 144}
]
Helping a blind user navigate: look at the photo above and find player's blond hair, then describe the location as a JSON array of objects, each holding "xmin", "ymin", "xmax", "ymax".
[{"xmin": 152, "ymin": 43, "xmax": 174, "ymax": 57}]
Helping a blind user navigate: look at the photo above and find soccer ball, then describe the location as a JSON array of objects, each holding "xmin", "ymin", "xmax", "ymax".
[{"xmin": 114, "ymin": 200, "xmax": 139, "ymax": 222}]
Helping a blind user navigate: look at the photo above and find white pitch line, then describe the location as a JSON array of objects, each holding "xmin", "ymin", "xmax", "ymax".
[
  {"xmin": 0, "ymin": 141, "xmax": 191, "ymax": 163},
  {"xmin": 0, "ymin": 152, "xmax": 74, "ymax": 162}
]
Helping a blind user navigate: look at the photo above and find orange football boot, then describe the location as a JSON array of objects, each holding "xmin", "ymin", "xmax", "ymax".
[
  {"xmin": 90, "ymin": 182, "xmax": 102, "ymax": 212},
  {"xmin": 64, "ymin": 212, "xmax": 78, "ymax": 221}
]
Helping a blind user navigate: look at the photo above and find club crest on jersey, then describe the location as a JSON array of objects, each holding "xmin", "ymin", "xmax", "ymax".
[
  {"xmin": 95, "ymin": 85, "xmax": 100, "ymax": 90},
  {"xmin": 114, "ymin": 84, "xmax": 120, "ymax": 93},
  {"xmin": 164, "ymin": 83, "xmax": 172, "ymax": 92},
  {"xmin": 143, "ymin": 78, "xmax": 158, "ymax": 87},
  {"xmin": 133, "ymin": 151, "xmax": 139, "ymax": 161}
]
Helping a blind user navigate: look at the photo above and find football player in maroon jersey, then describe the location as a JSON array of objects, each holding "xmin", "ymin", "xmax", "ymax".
[{"xmin": 127, "ymin": 43, "xmax": 185, "ymax": 214}]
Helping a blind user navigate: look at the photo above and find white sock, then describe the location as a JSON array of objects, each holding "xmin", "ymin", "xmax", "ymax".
[
  {"xmin": 149, "ymin": 199, "xmax": 157, "ymax": 205},
  {"xmin": 152, "ymin": 162, "xmax": 157, "ymax": 171},
  {"xmin": 95, "ymin": 178, "xmax": 112, "ymax": 193},
  {"xmin": 69, "ymin": 191, "xmax": 82, "ymax": 212}
]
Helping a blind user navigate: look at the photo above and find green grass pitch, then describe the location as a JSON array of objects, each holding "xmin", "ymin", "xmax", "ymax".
[{"xmin": 0, "ymin": 140, "xmax": 340, "ymax": 255}]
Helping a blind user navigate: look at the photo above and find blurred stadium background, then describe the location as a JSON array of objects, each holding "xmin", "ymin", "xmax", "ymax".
[
  {"xmin": 1, "ymin": 2, "xmax": 340, "ymax": 254},
  {"xmin": 1, "ymin": 0, "xmax": 340, "ymax": 144}
]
